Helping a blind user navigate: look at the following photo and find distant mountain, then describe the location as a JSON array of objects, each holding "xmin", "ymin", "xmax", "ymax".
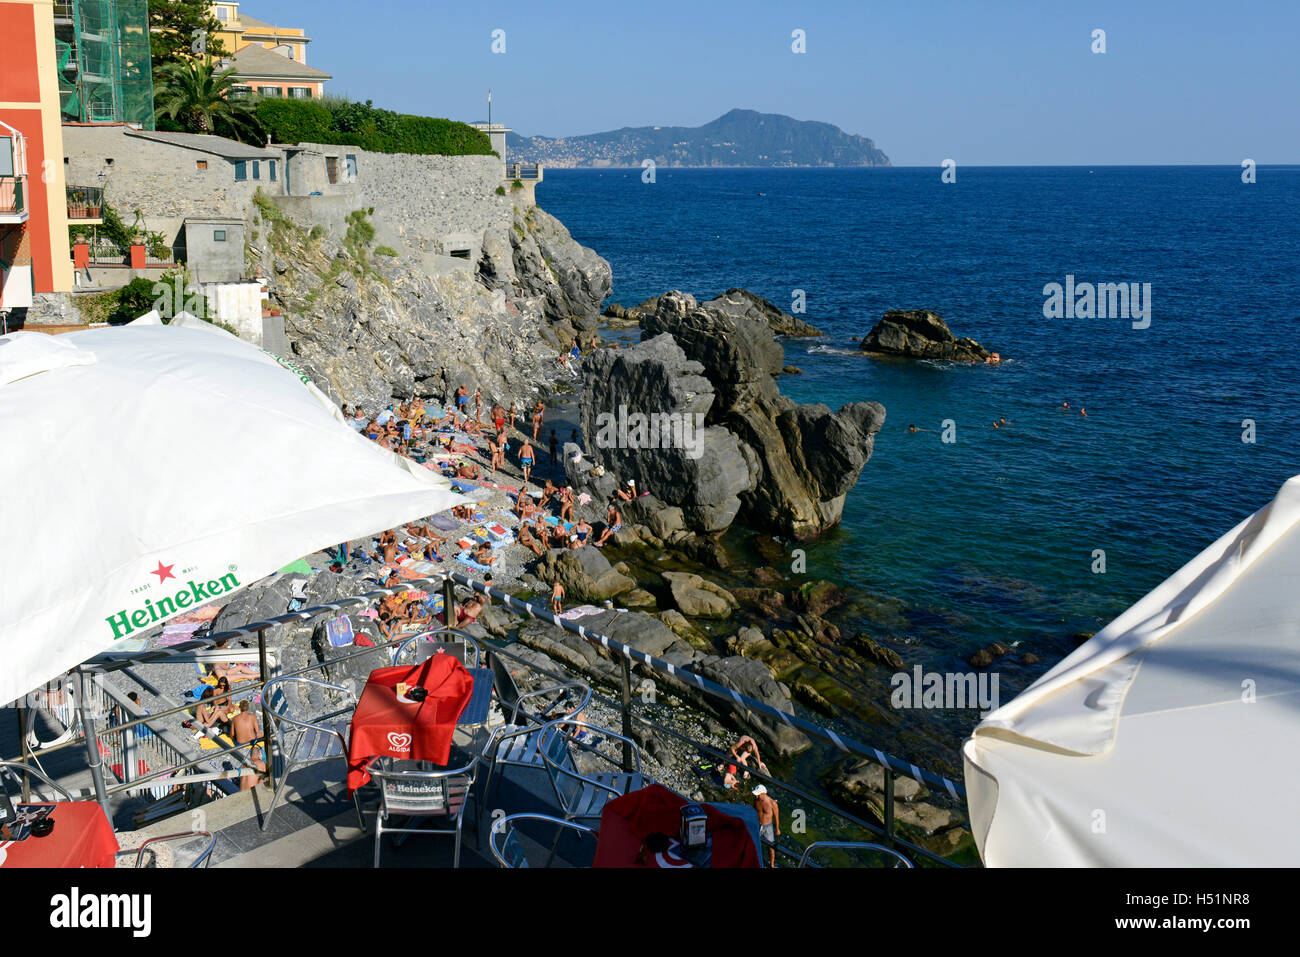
[{"xmin": 507, "ymin": 108, "xmax": 889, "ymax": 168}]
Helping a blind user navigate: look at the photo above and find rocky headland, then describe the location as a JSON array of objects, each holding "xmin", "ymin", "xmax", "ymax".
[{"xmin": 573, "ymin": 291, "xmax": 884, "ymax": 540}]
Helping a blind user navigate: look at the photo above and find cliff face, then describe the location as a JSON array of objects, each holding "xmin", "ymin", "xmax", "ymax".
[
  {"xmin": 253, "ymin": 204, "xmax": 561, "ymax": 412},
  {"xmin": 479, "ymin": 204, "xmax": 612, "ymax": 344}
]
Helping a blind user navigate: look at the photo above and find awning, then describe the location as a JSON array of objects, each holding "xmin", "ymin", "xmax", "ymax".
[
  {"xmin": 963, "ymin": 474, "xmax": 1300, "ymax": 866},
  {"xmin": 0, "ymin": 325, "xmax": 462, "ymax": 705}
]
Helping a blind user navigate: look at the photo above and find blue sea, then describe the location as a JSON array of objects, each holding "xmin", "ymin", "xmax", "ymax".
[{"xmin": 539, "ymin": 166, "xmax": 1300, "ymax": 770}]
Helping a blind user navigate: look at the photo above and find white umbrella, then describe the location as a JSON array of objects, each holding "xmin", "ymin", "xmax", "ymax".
[
  {"xmin": 963, "ymin": 474, "xmax": 1300, "ymax": 866},
  {"xmin": 0, "ymin": 325, "xmax": 463, "ymax": 705}
]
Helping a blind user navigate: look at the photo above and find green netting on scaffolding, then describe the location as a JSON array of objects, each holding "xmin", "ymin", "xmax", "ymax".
[{"xmin": 58, "ymin": 0, "xmax": 154, "ymax": 128}]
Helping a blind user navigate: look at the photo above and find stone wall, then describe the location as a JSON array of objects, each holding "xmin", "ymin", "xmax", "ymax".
[
  {"xmin": 291, "ymin": 144, "xmax": 513, "ymax": 260},
  {"xmin": 62, "ymin": 126, "xmax": 283, "ymax": 246}
]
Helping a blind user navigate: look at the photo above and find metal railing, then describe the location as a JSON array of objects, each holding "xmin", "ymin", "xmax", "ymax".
[
  {"xmin": 6, "ymin": 570, "xmax": 968, "ymax": 865},
  {"xmin": 504, "ymin": 163, "xmax": 541, "ymax": 181},
  {"xmin": 0, "ymin": 175, "xmax": 26, "ymax": 216},
  {"xmin": 66, "ymin": 185, "xmax": 104, "ymax": 220}
]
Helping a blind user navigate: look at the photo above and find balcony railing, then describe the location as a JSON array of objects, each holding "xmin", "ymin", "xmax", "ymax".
[
  {"xmin": 504, "ymin": 163, "xmax": 541, "ymax": 181},
  {"xmin": 66, "ymin": 185, "xmax": 104, "ymax": 221},
  {"xmin": 0, "ymin": 175, "xmax": 26, "ymax": 217}
]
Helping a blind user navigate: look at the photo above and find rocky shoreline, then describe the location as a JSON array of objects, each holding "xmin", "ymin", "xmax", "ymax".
[{"xmin": 231, "ymin": 197, "xmax": 974, "ymax": 857}]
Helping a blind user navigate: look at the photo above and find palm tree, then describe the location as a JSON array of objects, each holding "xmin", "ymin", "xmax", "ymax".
[{"xmin": 154, "ymin": 60, "xmax": 261, "ymax": 141}]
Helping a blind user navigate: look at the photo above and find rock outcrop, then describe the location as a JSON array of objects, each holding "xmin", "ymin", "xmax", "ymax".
[
  {"xmin": 585, "ymin": 291, "xmax": 885, "ymax": 540},
  {"xmin": 700, "ymin": 288, "xmax": 823, "ymax": 337},
  {"xmin": 859, "ymin": 309, "xmax": 989, "ymax": 361},
  {"xmin": 258, "ymin": 209, "xmax": 560, "ymax": 412},
  {"xmin": 479, "ymin": 205, "xmax": 611, "ymax": 340}
]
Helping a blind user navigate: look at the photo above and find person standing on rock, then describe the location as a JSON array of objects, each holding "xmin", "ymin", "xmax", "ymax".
[
  {"xmin": 474, "ymin": 389, "xmax": 483, "ymax": 425},
  {"xmin": 559, "ymin": 486, "xmax": 575, "ymax": 523},
  {"xmin": 551, "ymin": 580, "xmax": 565, "ymax": 616},
  {"xmin": 455, "ymin": 384, "xmax": 469, "ymax": 416},
  {"xmin": 752, "ymin": 784, "xmax": 780, "ymax": 867},
  {"xmin": 518, "ymin": 438, "xmax": 535, "ymax": 485},
  {"xmin": 532, "ymin": 401, "xmax": 545, "ymax": 441}
]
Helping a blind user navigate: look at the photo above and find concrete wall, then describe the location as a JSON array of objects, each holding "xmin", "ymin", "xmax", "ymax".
[
  {"xmin": 63, "ymin": 126, "xmax": 283, "ymax": 245},
  {"xmin": 184, "ymin": 219, "xmax": 245, "ymax": 283},
  {"xmin": 203, "ymin": 280, "xmax": 267, "ymax": 341}
]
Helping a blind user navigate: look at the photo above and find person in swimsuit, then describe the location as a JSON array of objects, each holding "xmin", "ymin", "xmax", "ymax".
[
  {"xmin": 594, "ymin": 502, "xmax": 622, "ymax": 547},
  {"xmin": 532, "ymin": 402, "xmax": 545, "ymax": 441},
  {"xmin": 538, "ymin": 479, "xmax": 556, "ymax": 510},
  {"xmin": 518, "ymin": 439, "xmax": 535, "ymax": 485},
  {"xmin": 574, "ymin": 518, "xmax": 592, "ymax": 546},
  {"xmin": 752, "ymin": 785, "xmax": 780, "ymax": 867},
  {"xmin": 456, "ymin": 385, "xmax": 469, "ymax": 412},
  {"xmin": 232, "ymin": 701, "xmax": 267, "ymax": 791},
  {"xmin": 551, "ymin": 580, "xmax": 565, "ymax": 615},
  {"xmin": 474, "ymin": 389, "xmax": 483, "ymax": 425},
  {"xmin": 517, "ymin": 521, "xmax": 545, "ymax": 557},
  {"xmin": 559, "ymin": 486, "xmax": 575, "ymax": 523}
]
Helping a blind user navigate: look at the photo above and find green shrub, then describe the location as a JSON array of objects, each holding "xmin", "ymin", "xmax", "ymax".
[
  {"xmin": 256, "ymin": 95, "xmax": 491, "ymax": 156},
  {"xmin": 374, "ymin": 245, "xmax": 399, "ymax": 257},
  {"xmin": 108, "ymin": 277, "xmax": 160, "ymax": 325},
  {"xmin": 255, "ymin": 98, "xmax": 333, "ymax": 144},
  {"xmin": 495, "ymin": 185, "xmax": 506, "ymax": 195},
  {"xmin": 512, "ymin": 179, "xmax": 523, "ymax": 190}
]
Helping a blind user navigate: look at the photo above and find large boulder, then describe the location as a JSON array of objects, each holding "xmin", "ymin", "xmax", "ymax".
[
  {"xmin": 701, "ymin": 288, "xmax": 823, "ymax": 337},
  {"xmin": 620, "ymin": 291, "xmax": 886, "ymax": 539},
  {"xmin": 662, "ymin": 571, "xmax": 738, "ymax": 619},
  {"xmin": 536, "ymin": 546, "xmax": 636, "ymax": 602},
  {"xmin": 573, "ymin": 333, "xmax": 755, "ymax": 535},
  {"xmin": 859, "ymin": 309, "xmax": 989, "ymax": 361}
]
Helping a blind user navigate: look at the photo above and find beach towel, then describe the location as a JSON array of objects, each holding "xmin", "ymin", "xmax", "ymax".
[
  {"xmin": 455, "ymin": 551, "xmax": 493, "ymax": 572},
  {"xmin": 276, "ymin": 558, "xmax": 315, "ymax": 576},
  {"xmin": 172, "ymin": 605, "xmax": 221, "ymax": 624},
  {"xmin": 428, "ymin": 513, "xmax": 460, "ymax": 532},
  {"xmin": 451, "ymin": 480, "xmax": 479, "ymax": 493},
  {"xmin": 480, "ymin": 481, "xmax": 520, "ymax": 493},
  {"xmin": 558, "ymin": 604, "xmax": 606, "ymax": 621}
]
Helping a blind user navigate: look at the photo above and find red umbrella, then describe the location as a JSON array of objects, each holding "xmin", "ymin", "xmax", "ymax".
[{"xmin": 593, "ymin": 783, "xmax": 760, "ymax": 868}]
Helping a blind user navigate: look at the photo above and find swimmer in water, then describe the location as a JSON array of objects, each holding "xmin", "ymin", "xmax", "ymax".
[
  {"xmin": 986, "ymin": 352, "xmax": 1001, "ymax": 364},
  {"xmin": 1060, "ymin": 401, "xmax": 1071, "ymax": 410},
  {"xmin": 1080, "ymin": 407, "xmax": 1087, "ymax": 417}
]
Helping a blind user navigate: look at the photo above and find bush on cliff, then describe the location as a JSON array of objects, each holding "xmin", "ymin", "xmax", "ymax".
[{"xmin": 255, "ymin": 97, "xmax": 493, "ymax": 157}]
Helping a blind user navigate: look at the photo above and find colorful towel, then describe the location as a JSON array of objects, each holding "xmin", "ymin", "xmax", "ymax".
[
  {"xmin": 451, "ymin": 480, "xmax": 479, "ymax": 493},
  {"xmin": 276, "ymin": 558, "xmax": 315, "ymax": 575},
  {"xmin": 455, "ymin": 551, "xmax": 493, "ymax": 572},
  {"xmin": 428, "ymin": 514, "xmax": 460, "ymax": 531}
]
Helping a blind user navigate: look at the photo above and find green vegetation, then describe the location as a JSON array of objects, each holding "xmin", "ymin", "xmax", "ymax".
[
  {"xmin": 254, "ymin": 97, "xmax": 493, "ymax": 156},
  {"xmin": 374, "ymin": 245, "xmax": 399, "ymax": 257},
  {"xmin": 154, "ymin": 60, "xmax": 262, "ymax": 142},
  {"xmin": 69, "ymin": 202, "xmax": 135, "ymax": 248},
  {"xmin": 512, "ymin": 179, "xmax": 524, "ymax": 190},
  {"xmin": 495, "ymin": 185, "xmax": 506, "ymax": 196},
  {"xmin": 148, "ymin": 0, "xmax": 227, "ymax": 74}
]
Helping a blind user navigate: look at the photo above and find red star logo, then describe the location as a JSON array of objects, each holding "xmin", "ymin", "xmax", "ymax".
[{"xmin": 151, "ymin": 561, "xmax": 176, "ymax": 583}]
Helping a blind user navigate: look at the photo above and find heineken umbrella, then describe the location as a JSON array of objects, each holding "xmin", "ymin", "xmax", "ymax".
[
  {"xmin": 963, "ymin": 474, "xmax": 1300, "ymax": 866},
  {"xmin": 0, "ymin": 326, "xmax": 462, "ymax": 706}
]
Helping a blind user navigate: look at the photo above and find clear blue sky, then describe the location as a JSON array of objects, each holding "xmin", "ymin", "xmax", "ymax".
[{"xmin": 264, "ymin": 0, "xmax": 1298, "ymax": 165}]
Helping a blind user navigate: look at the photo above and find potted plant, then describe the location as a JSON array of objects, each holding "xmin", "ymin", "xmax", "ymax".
[{"xmin": 128, "ymin": 209, "xmax": 147, "ymax": 268}]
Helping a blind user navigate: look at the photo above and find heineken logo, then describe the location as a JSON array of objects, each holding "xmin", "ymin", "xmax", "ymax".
[
  {"xmin": 106, "ymin": 566, "xmax": 241, "ymax": 640},
  {"xmin": 261, "ymin": 349, "xmax": 313, "ymax": 388}
]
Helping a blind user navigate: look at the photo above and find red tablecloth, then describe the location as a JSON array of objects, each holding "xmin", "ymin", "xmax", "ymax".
[
  {"xmin": 0, "ymin": 802, "xmax": 119, "ymax": 869},
  {"xmin": 347, "ymin": 656, "xmax": 474, "ymax": 791},
  {"xmin": 592, "ymin": 783, "xmax": 760, "ymax": 868}
]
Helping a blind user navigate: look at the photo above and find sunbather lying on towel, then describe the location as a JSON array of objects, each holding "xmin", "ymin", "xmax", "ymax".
[
  {"xmin": 518, "ymin": 521, "xmax": 545, "ymax": 557},
  {"xmin": 472, "ymin": 542, "xmax": 497, "ymax": 567}
]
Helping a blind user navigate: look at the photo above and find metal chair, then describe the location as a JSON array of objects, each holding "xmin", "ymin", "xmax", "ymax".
[
  {"xmin": 797, "ymin": 841, "xmax": 915, "ymax": 868},
  {"xmin": 489, "ymin": 813, "xmax": 597, "ymax": 868},
  {"xmin": 0, "ymin": 760, "xmax": 75, "ymax": 803},
  {"xmin": 478, "ymin": 676, "xmax": 591, "ymax": 807},
  {"xmin": 392, "ymin": 627, "xmax": 482, "ymax": 669},
  {"xmin": 133, "ymin": 831, "xmax": 217, "ymax": 869},
  {"xmin": 537, "ymin": 720, "xmax": 647, "ymax": 826},
  {"xmin": 369, "ymin": 750, "xmax": 482, "ymax": 868},
  {"xmin": 259, "ymin": 676, "xmax": 364, "ymax": 832}
]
